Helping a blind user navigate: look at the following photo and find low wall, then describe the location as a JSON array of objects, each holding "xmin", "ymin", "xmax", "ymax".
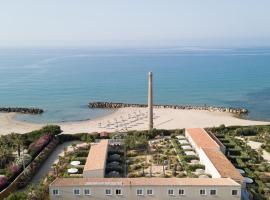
[{"xmin": 0, "ymin": 138, "xmax": 59, "ymax": 199}]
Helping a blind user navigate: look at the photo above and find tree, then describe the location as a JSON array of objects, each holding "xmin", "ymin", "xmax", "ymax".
[
  {"xmin": 52, "ymin": 163, "xmax": 60, "ymax": 177},
  {"xmin": 11, "ymin": 133, "xmax": 23, "ymax": 157},
  {"xmin": 71, "ymin": 143, "xmax": 77, "ymax": 152},
  {"xmin": 0, "ymin": 144, "xmax": 12, "ymax": 168},
  {"xmin": 6, "ymin": 192, "xmax": 27, "ymax": 200},
  {"xmin": 258, "ymin": 148, "xmax": 264, "ymax": 162}
]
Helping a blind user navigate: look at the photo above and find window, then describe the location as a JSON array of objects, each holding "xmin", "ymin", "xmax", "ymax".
[
  {"xmin": 168, "ymin": 189, "xmax": 174, "ymax": 196},
  {"xmin": 84, "ymin": 188, "xmax": 91, "ymax": 196},
  {"xmin": 73, "ymin": 189, "xmax": 80, "ymax": 195},
  {"xmin": 147, "ymin": 189, "xmax": 153, "ymax": 195},
  {"xmin": 210, "ymin": 189, "xmax": 216, "ymax": 195},
  {"xmin": 200, "ymin": 189, "xmax": 206, "ymax": 195},
  {"xmin": 116, "ymin": 189, "xmax": 122, "ymax": 195},
  {"xmin": 105, "ymin": 189, "xmax": 112, "ymax": 195},
  {"xmin": 137, "ymin": 189, "xmax": 143, "ymax": 196},
  {"xmin": 179, "ymin": 189, "xmax": 185, "ymax": 195},
  {"xmin": 52, "ymin": 189, "xmax": 59, "ymax": 196},
  {"xmin": 232, "ymin": 190, "xmax": 238, "ymax": 196}
]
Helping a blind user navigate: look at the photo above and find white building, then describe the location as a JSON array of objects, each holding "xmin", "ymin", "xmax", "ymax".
[
  {"xmin": 49, "ymin": 129, "xmax": 243, "ymax": 200},
  {"xmin": 50, "ymin": 177, "xmax": 241, "ymax": 200},
  {"xmin": 83, "ymin": 139, "xmax": 108, "ymax": 178}
]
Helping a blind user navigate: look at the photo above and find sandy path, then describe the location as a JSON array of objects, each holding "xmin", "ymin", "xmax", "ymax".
[
  {"xmin": 0, "ymin": 108, "xmax": 269, "ymax": 135},
  {"xmin": 247, "ymin": 141, "xmax": 270, "ymax": 163}
]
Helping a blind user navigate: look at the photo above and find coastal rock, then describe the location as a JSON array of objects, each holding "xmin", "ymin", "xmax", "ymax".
[
  {"xmin": 0, "ymin": 107, "xmax": 44, "ymax": 115},
  {"xmin": 88, "ymin": 102, "xmax": 248, "ymax": 115}
]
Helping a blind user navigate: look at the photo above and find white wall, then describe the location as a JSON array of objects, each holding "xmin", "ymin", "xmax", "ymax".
[
  {"xmin": 198, "ymin": 149, "xmax": 221, "ymax": 178},
  {"xmin": 50, "ymin": 184, "xmax": 241, "ymax": 200}
]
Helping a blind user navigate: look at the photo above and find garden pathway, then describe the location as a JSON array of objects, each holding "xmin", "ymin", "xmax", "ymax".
[
  {"xmin": 30, "ymin": 141, "xmax": 83, "ymax": 184},
  {"xmin": 235, "ymin": 137, "xmax": 270, "ymax": 163},
  {"xmin": 247, "ymin": 141, "xmax": 270, "ymax": 163}
]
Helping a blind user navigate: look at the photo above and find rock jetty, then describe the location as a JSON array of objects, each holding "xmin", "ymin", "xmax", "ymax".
[
  {"xmin": 88, "ymin": 101, "xmax": 248, "ymax": 115},
  {"xmin": 0, "ymin": 107, "xmax": 44, "ymax": 115}
]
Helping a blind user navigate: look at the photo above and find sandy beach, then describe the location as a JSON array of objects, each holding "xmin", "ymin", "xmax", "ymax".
[{"xmin": 0, "ymin": 108, "xmax": 269, "ymax": 135}]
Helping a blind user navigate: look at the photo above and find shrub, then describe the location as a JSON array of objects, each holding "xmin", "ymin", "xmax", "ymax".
[
  {"xmin": 73, "ymin": 151, "xmax": 88, "ymax": 157},
  {"xmin": 228, "ymin": 149, "xmax": 241, "ymax": 156},
  {"xmin": 235, "ymin": 127, "xmax": 258, "ymax": 136},
  {"xmin": 129, "ymin": 164, "xmax": 142, "ymax": 171},
  {"xmin": 176, "ymin": 172, "xmax": 186, "ymax": 178},
  {"xmin": 0, "ymin": 175, "xmax": 8, "ymax": 190},
  {"xmin": 26, "ymin": 125, "xmax": 61, "ymax": 142},
  {"xmin": 6, "ymin": 191, "xmax": 28, "ymax": 200},
  {"xmin": 41, "ymin": 125, "xmax": 62, "ymax": 136},
  {"xmin": 15, "ymin": 154, "xmax": 32, "ymax": 166},
  {"xmin": 183, "ymin": 155, "xmax": 199, "ymax": 162},
  {"xmin": 128, "ymin": 172, "xmax": 140, "ymax": 178},
  {"xmin": 7, "ymin": 163, "xmax": 21, "ymax": 179},
  {"xmin": 8, "ymin": 164, "xmax": 21, "ymax": 174},
  {"xmin": 28, "ymin": 134, "xmax": 52, "ymax": 157},
  {"xmin": 58, "ymin": 133, "xmax": 98, "ymax": 143},
  {"xmin": 188, "ymin": 164, "xmax": 205, "ymax": 171}
]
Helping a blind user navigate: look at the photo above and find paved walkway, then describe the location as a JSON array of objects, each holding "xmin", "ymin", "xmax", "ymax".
[
  {"xmin": 31, "ymin": 141, "xmax": 83, "ymax": 184},
  {"xmin": 247, "ymin": 141, "xmax": 270, "ymax": 163}
]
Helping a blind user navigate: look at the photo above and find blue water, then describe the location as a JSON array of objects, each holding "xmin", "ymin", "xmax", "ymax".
[{"xmin": 0, "ymin": 47, "xmax": 270, "ymax": 123}]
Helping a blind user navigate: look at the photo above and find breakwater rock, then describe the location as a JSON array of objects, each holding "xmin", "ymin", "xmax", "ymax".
[
  {"xmin": 0, "ymin": 107, "xmax": 44, "ymax": 115},
  {"xmin": 88, "ymin": 102, "xmax": 248, "ymax": 115}
]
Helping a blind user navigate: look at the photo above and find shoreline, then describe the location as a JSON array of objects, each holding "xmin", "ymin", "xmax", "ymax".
[{"xmin": 0, "ymin": 108, "xmax": 269, "ymax": 135}]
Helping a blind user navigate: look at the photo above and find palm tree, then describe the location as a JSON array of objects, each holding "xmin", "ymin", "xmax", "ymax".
[
  {"xmin": 71, "ymin": 143, "xmax": 77, "ymax": 152},
  {"xmin": 63, "ymin": 147, "xmax": 68, "ymax": 156},
  {"xmin": 258, "ymin": 147, "xmax": 264, "ymax": 162},
  {"xmin": 162, "ymin": 161, "xmax": 165, "ymax": 177},
  {"xmin": 0, "ymin": 145, "xmax": 11, "ymax": 167},
  {"xmin": 52, "ymin": 163, "xmax": 60, "ymax": 177},
  {"xmin": 11, "ymin": 133, "xmax": 23, "ymax": 157},
  {"xmin": 58, "ymin": 156, "xmax": 64, "ymax": 165}
]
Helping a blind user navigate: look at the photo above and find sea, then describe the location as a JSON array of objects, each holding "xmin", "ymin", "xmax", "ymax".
[{"xmin": 0, "ymin": 47, "xmax": 270, "ymax": 123}]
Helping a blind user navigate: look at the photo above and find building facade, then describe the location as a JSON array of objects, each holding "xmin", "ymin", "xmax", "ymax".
[
  {"xmin": 50, "ymin": 178, "xmax": 241, "ymax": 200},
  {"xmin": 49, "ymin": 128, "xmax": 244, "ymax": 200}
]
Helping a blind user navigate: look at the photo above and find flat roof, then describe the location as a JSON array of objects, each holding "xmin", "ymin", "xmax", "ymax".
[
  {"xmin": 50, "ymin": 177, "xmax": 240, "ymax": 187},
  {"xmin": 202, "ymin": 148, "xmax": 244, "ymax": 182},
  {"xmin": 186, "ymin": 128, "xmax": 220, "ymax": 149},
  {"xmin": 83, "ymin": 139, "xmax": 108, "ymax": 172}
]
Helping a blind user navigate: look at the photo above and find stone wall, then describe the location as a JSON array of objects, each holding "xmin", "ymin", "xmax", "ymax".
[
  {"xmin": 88, "ymin": 102, "xmax": 248, "ymax": 115},
  {"xmin": 0, "ymin": 107, "xmax": 44, "ymax": 114},
  {"xmin": 0, "ymin": 138, "xmax": 59, "ymax": 199}
]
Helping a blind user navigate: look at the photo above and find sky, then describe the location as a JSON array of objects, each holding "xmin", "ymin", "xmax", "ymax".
[{"xmin": 0, "ymin": 0, "xmax": 270, "ymax": 48}]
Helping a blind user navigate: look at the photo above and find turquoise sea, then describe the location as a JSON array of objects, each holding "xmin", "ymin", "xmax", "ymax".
[{"xmin": 0, "ymin": 47, "xmax": 270, "ymax": 123}]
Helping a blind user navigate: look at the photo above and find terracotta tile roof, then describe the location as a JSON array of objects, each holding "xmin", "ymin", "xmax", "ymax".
[
  {"xmin": 50, "ymin": 177, "xmax": 240, "ymax": 187},
  {"xmin": 202, "ymin": 148, "xmax": 244, "ymax": 182},
  {"xmin": 99, "ymin": 132, "xmax": 110, "ymax": 137},
  {"xmin": 186, "ymin": 128, "xmax": 220, "ymax": 149},
  {"xmin": 83, "ymin": 140, "xmax": 108, "ymax": 172}
]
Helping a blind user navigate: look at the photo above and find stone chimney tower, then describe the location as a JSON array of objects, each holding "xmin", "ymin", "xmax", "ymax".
[{"xmin": 148, "ymin": 72, "xmax": 153, "ymax": 130}]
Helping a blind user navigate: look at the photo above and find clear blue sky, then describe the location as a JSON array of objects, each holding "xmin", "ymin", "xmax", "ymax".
[{"xmin": 1, "ymin": 0, "xmax": 270, "ymax": 48}]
